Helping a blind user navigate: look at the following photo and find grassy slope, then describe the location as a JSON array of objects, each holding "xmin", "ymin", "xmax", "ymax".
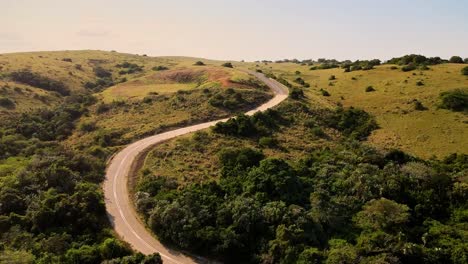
[
  {"xmin": 0, "ymin": 50, "xmax": 273, "ymax": 161},
  {"xmin": 252, "ymin": 63, "xmax": 467, "ymax": 158},
  {"xmin": 140, "ymin": 101, "xmax": 338, "ymax": 185},
  {"xmin": 139, "ymin": 62, "xmax": 467, "ymax": 187}
]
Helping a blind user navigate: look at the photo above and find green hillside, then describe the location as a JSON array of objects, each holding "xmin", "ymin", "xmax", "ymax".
[{"xmin": 0, "ymin": 50, "xmax": 272, "ymax": 263}]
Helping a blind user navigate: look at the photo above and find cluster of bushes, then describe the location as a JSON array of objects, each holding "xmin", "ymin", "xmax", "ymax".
[
  {"xmin": 327, "ymin": 107, "xmax": 378, "ymax": 140},
  {"xmin": 230, "ymin": 78, "xmax": 268, "ymax": 90},
  {"xmin": 342, "ymin": 59, "xmax": 381, "ymax": 72},
  {"xmin": 439, "ymin": 89, "xmax": 468, "ymax": 112},
  {"xmin": 294, "ymin": 77, "xmax": 310, "ymax": 87},
  {"xmin": 10, "ymin": 69, "xmax": 70, "ymax": 96},
  {"xmin": 84, "ymin": 67, "xmax": 115, "ymax": 92},
  {"xmin": 290, "ymin": 87, "xmax": 305, "ymax": 99},
  {"xmin": 0, "ymin": 97, "xmax": 15, "ymax": 109},
  {"xmin": 208, "ymin": 88, "xmax": 245, "ymax": 110},
  {"xmin": 365, "ymin": 86, "xmax": 376, "ymax": 92},
  {"xmin": 0, "ymin": 93, "xmax": 149, "ymax": 262},
  {"xmin": 136, "ymin": 140, "xmax": 467, "ymax": 263},
  {"xmin": 116, "ymin": 62, "xmax": 144, "ymax": 75},
  {"xmin": 152, "ymin": 65, "xmax": 169, "ymax": 71},
  {"xmin": 194, "ymin": 61, "xmax": 205, "ymax": 66},
  {"xmin": 212, "ymin": 109, "xmax": 285, "ymax": 137},
  {"xmin": 222, "ymin": 62, "xmax": 233, "ymax": 68},
  {"xmin": 14, "ymin": 94, "xmax": 96, "ymax": 141},
  {"xmin": 387, "ymin": 54, "xmax": 446, "ymax": 66},
  {"xmin": 310, "ymin": 63, "xmax": 339, "ymax": 70},
  {"xmin": 462, "ymin": 66, "xmax": 468, "ymax": 76}
]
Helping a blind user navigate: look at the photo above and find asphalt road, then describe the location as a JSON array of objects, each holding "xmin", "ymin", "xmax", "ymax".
[{"xmin": 103, "ymin": 71, "xmax": 289, "ymax": 264}]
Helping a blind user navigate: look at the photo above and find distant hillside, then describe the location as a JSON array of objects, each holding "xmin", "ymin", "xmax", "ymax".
[{"xmin": 251, "ymin": 61, "xmax": 467, "ymax": 158}]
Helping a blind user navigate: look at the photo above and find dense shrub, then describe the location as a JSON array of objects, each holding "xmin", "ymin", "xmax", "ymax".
[
  {"xmin": 194, "ymin": 61, "xmax": 205, "ymax": 66},
  {"xmin": 365, "ymin": 86, "xmax": 375, "ymax": 92},
  {"xmin": 137, "ymin": 140, "xmax": 466, "ymax": 263},
  {"xmin": 320, "ymin": 89, "xmax": 330, "ymax": 96},
  {"xmin": 439, "ymin": 89, "xmax": 468, "ymax": 111},
  {"xmin": 449, "ymin": 56, "xmax": 464, "ymax": 64},
  {"xmin": 212, "ymin": 109, "xmax": 284, "ymax": 137},
  {"xmin": 290, "ymin": 87, "xmax": 304, "ymax": 99},
  {"xmin": 208, "ymin": 90, "xmax": 245, "ymax": 110},
  {"xmin": 116, "ymin": 62, "xmax": 144, "ymax": 74},
  {"xmin": 10, "ymin": 69, "xmax": 70, "ymax": 96},
  {"xmin": 93, "ymin": 66, "xmax": 112, "ymax": 78},
  {"xmin": 222, "ymin": 62, "xmax": 233, "ymax": 68},
  {"xmin": 294, "ymin": 77, "xmax": 306, "ymax": 86},
  {"xmin": 413, "ymin": 99, "xmax": 428, "ymax": 111},
  {"xmin": 401, "ymin": 64, "xmax": 417, "ymax": 72},
  {"xmin": 15, "ymin": 94, "xmax": 95, "ymax": 140},
  {"xmin": 0, "ymin": 97, "xmax": 15, "ymax": 109},
  {"xmin": 152, "ymin": 65, "xmax": 169, "ymax": 71},
  {"xmin": 258, "ymin": 136, "xmax": 277, "ymax": 148},
  {"xmin": 461, "ymin": 66, "xmax": 468, "ymax": 76},
  {"xmin": 328, "ymin": 107, "xmax": 378, "ymax": 140},
  {"xmin": 388, "ymin": 54, "xmax": 445, "ymax": 66}
]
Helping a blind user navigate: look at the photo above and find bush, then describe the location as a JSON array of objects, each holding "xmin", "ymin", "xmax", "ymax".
[
  {"xmin": 365, "ymin": 86, "xmax": 376, "ymax": 92},
  {"xmin": 401, "ymin": 64, "xmax": 417, "ymax": 72},
  {"xmin": 311, "ymin": 127, "xmax": 326, "ymax": 138},
  {"xmin": 449, "ymin": 56, "xmax": 463, "ymax": 64},
  {"xmin": 419, "ymin": 64, "xmax": 430, "ymax": 70},
  {"xmin": 116, "ymin": 62, "xmax": 143, "ymax": 74},
  {"xmin": 258, "ymin": 136, "xmax": 277, "ymax": 148},
  {"xmin": 152, "ymin": 66, "xmax": 169, "ymax": 71},
  {"xmin": 290, "ymin": 87, "xmax": 304, "ymax": 100},
  {"xmin": 416, "ymin": 81, "xmax": 424, "ymax": 86},
  {"xmin": 96, "ymin": 103, "xmax": 111, "ymax": 114},
  {"xmin": 62, "ymin": 58, "xmax": 72, "ymax": 62},
  {"xmin": 439, "ymin": 89, "xmax": 468, "ymax": 112},
  {"xmin": 320, "ymin": 89, "xmax": 330, "ymax": 96},
  {"xmin": 413, "ymin": 100, "xmax": 427, "ymax": 111},
  {"xmin": 222, "ymin": 62, "xmax": 233, "ymax": 68},
  {"xmin": 461, "ymin": 66, "xmax": 468, "ymax": 76},
  {"xmin": 93, "ymin": 67, "xmax": 112, "ymax": 78},
  {"xmin": 0, "ymin": 97, "xmax": 15, "ymax": 109},
  {"xmin": 329, "ymin": 75, "xmax": 336, "ymax": 80},
  {"xmin": 328, "ymin": 107, "xmax": 378, "ymax": 140},
  {"xmin": 10, "ymin": 69, "xmax": 70, "ymax": 96},
  {"xmin": 194, "ymin": 61, "xmax": 205, "ymax": 66},
  {"xmin": 79, "ymin": 122, "xmax": 97, "ymax": 132}
]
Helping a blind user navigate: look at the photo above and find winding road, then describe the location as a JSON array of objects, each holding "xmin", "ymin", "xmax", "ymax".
[{"xmin": 103, "ymin": 71, "xmax": 289, "ymax": 264}]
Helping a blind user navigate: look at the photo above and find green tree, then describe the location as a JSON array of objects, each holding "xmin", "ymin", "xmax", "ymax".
[
  {"xmin": 354, "ymin": 198, "xmax": 409, "ymax": 232},
  {"xmin": 449, "ymin": 56, "xmax": 463, "ymax": 63}
]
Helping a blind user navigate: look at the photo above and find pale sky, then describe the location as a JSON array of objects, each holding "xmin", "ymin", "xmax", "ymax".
[{"xmin": 2, "ymin": 0, "xmax": 467, "ymax": 61}]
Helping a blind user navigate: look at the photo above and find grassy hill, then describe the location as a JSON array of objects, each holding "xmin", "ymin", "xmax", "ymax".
[
  {"xmin": 0, "ymin": 51, "xmax": 466, "ymax": 263},
  {"xmin": 248, "ymin": 62, "xmax": 467, "ymax": 158},
  {"xmin": 0, "ymin": 50, "xmax": 274, "ymax": 263},
  {"xmin": 0, "ymin": 50, "xmax": 273, "ymax": 154}
]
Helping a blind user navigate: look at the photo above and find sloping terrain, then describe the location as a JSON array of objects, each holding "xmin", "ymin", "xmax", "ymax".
[{"xmin": 251, "ymin": 62, "xmax": 467, "ymax": 158}]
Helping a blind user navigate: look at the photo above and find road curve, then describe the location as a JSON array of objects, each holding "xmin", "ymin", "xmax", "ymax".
[{"xmin": 103, "ymin": 71, "xmax": 289, "ymax": 264}]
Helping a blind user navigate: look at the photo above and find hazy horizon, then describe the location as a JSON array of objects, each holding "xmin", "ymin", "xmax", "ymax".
[{"xmin": 2, "ymin": 0, "xmax": 468, "ymax": 61}]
